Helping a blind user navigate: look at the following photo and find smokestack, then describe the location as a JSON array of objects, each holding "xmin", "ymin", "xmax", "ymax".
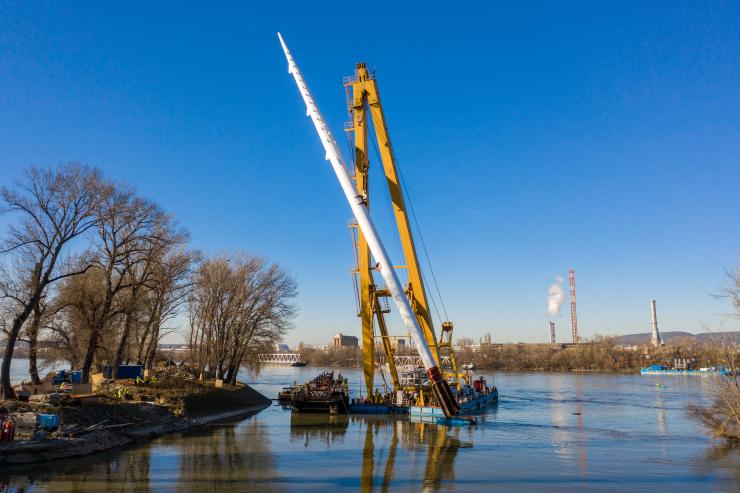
[
  {"xmin": 650, "ymin": 299, "xmax": 663, "ymax": 346},
  {"xmin": 569, "ymin": 269, "xmax": 579, "ymax": 344},
  {"xmin": 549, "ymin": 322, "xmax": 556, "ymax": 344}
]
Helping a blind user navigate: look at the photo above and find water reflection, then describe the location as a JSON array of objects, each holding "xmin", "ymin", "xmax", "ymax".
[
  {"xmin": 655, "ymin": 386, "xmax": 667, "ymax": 437},
  {"xmin": 549, "ymin": 374, "xmax": 571, "ymax": 465},
  {"xmin": 290, "ymin": 413, "xmax": 349, "ymax": 447},
  {"xmin": 349, "ymin": 416, "xmax": 469, "ymax": 493},
  {"xmin": 0, "ymin": 417, "xmax": 284, "ymax": 493},
  {"xmin": 549, "ymin": 374, "xmax": 587, "ymax": 477},
  {"xmin": 574, "ymin": 376, "xmax": 586, "ymax": 478},
  {"xmin": 1, "ymin": 447, "xmax": 154, "ymax": 493},
  {"xmin": 174, "ymin": 419, "xmax": 284, "ymax": 492}
]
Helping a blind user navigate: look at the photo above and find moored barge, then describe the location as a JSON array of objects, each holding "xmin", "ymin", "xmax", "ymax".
[{"xmin": 290, "ymin": 371, "xmax": 350, "ymax": 414}]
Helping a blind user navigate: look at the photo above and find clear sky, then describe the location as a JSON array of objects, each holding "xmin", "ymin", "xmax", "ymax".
[{"xmin": 1, "ymin": 2, "xmax": 738, "ymax": 346}]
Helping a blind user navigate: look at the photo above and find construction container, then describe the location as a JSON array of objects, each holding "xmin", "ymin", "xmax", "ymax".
[{"xmin": 103, "ymin": 365, "xmax": 144, "ymax": 379}]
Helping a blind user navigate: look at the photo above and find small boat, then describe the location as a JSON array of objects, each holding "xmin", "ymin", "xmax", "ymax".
[
  {"xmin": 291, "ymin": 361, "xmax": 308, "ymax": 367},
  {"xmin": 291, "ymin": 371, "xmax": 350, "ymax": 414},
  {"xmin": 461, "ymin": 363, "xmax": 475, "ymax": 370}
]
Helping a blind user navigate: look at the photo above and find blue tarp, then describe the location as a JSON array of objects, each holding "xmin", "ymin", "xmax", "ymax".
[{"xmin": 37, "ymin": 414, "xmax": 60, "ymax": 431}]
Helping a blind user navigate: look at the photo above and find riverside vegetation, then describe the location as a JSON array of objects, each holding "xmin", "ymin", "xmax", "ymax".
[
  {"xmin": 690, "ymin": 267, "xmax": 740, "ymax": 444},
  {"xmin": 0, "ymin": 163, "xmax": 297, "ymax": 399},
  {"xmin": 299, "ymin": 337, "xmax": 735, "ymax": 373}
]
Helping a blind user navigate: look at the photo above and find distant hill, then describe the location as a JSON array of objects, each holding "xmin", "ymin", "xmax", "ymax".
[{"xmin": 617, "ymin": 331, "xmax": 740, "ymax": 345}]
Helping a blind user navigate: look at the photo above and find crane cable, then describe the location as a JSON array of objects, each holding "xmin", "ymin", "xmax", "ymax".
[
  {"xmin": 393, "ymin": 153, "xmax": 450, "ymax": 323},
  {"xmin": 367, "ymin": 129, "xmax": 448, "ymax": 326}
]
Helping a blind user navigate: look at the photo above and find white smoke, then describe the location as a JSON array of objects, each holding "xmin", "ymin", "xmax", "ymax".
[{"xmin": 547, "ymin": 276, "xmax": 566, "ymax": 317}]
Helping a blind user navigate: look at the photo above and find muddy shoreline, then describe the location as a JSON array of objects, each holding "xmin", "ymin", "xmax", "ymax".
[{"xmin": 0, "ymin": 384, "xmax": 271, "ymax": 466}]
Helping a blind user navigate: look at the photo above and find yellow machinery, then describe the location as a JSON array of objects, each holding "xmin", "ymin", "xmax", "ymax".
[{"xmin": 344, "ymin": 63, "xmax": 461, "ymax": 395}]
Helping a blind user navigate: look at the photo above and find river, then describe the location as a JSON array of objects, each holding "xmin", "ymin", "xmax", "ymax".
[{"xmin": 2, "ymin": 364, "xmax": 739, "ymax": 492}]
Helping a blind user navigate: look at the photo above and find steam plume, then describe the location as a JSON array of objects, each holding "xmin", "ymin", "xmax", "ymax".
[{"xmin": 547, "ymin": 276, "xmax": 566, "ymax": 317}]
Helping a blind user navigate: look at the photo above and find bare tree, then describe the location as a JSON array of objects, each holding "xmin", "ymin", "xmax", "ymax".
[
  {"xmin": 0, "ymin": 164, "xmax": 106, "ymax": 398},
  {"xmin": 22, "ymin": 294, "xmax": 48, "ymax": 384},
  {"xmin": 53, "ymin": 262, "xmax": 111, "ymax": 371},
  {"xmin": 188, "ymin": 254, "xmax": 297, "ymax": 384},
  {"xmin": 224, "ymin": 263, "xmax": 298, "ymax": 383},
  {"xmin": 689, "ymin": 267, "xmax": 740, "ymax": 443},
  {"xmin": 111, "ymin": 214, "xmax": 189, "ymax": 376},
  {"xmin": 138, "ymin": 248, "xmax": 195, "ymax": 369},
  {"xmin": 78, "ymin": 188, "xmax": 164, "ymax": 382}
]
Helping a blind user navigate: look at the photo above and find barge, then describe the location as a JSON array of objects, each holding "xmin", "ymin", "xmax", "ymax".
[{"xmin": 290, "ymin": 371, "xmax": 350, "ymax": 414}]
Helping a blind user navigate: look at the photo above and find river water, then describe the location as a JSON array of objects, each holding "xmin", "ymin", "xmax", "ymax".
[{"xmin": 2, "ymin": 364, "xmax": 739, "ymax": 492}]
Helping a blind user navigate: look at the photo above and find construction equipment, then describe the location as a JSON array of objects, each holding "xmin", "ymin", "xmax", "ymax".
[
  {"xmin": 342, "ymin": 56, "xmax": 466, "ymax": 396},
  {"xmin": 278, "ymin": 33, "xmax": 459, "ymax": 417}
]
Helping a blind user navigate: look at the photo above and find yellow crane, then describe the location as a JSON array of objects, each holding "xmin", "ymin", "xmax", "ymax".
[
  {"xmin": 344, "ymin": 63, "xmax": 461, "ymax": 396},
  {"xmin": 279, "ymin": 33, "xmax": 461, "ymax": 415}
]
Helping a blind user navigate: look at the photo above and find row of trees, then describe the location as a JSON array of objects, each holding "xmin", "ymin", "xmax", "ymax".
[
  {"xmin": 0, "ymin": 164, "xmax": 296, "ymax": 398},
  {"xmin": 188, "ymin": 255, "xmax": 297, "ymax": 385},
  {"xmin": 455, "ymin": 336, "xmax": 738, "ymax": 372}
]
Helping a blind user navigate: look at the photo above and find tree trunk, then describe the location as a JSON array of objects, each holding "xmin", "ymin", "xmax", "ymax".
[
  {"xmin": 225, "ymin": 355, "xmax": 241, "ymax": 385},
  {"xmin": 136, "ymin": 323, "xmax": 151, "ymax": 364},
  {"xmin": 81, "ymin": 325, "xmax": 101, "ymax": 384},
  {"xmin": 144, "ymin": 324, "xmax": 159, "ymax": 369},
  {"xmin": 27, "ymin": 304, "xmax": 43, "ymax": 385},
  {"xmin": 1, "ymin": 300, "xmax": 38, "ymax": 398},
  {"xmin": 113, "ymin": 307, "xmax": 136, "ymax": 378}
]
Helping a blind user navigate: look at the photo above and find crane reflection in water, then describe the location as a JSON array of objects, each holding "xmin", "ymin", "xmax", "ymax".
[{"xmin": 288, "ymin": 414, "xmax": 473, "ymax": 492}]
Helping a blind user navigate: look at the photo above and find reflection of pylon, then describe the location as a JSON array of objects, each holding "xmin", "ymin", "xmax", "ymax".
[{"xmin": 569, "ymin": 269, "xmax": 578, "ymax": 344}]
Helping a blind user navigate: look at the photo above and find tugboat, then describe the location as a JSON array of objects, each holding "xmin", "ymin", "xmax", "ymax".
[
  {"xmin": 291, "ymin": 371, "xmax": 350, "ymax": 414},
  {"xmin": 277, "ymin": 385, "xmax": 296, "ymax": 404}
]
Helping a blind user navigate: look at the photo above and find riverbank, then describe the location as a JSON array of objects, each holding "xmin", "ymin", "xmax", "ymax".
[{"xmin": 0, "ymin": 384, "xmax": 271, "ymax": 466}]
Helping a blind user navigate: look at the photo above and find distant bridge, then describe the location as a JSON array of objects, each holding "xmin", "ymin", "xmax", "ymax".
[{"xmin": 258, "ymin": 353, "xmax": 302, "ymax": 365}]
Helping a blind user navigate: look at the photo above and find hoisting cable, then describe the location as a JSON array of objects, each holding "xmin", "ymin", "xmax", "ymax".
[
  {"xmin": 368, "ymin": 129, "xmax": 445, "ymax": 328},
  {"xmin": 390, "ymin": 144, "xmax": 450, "ymax": 322}
]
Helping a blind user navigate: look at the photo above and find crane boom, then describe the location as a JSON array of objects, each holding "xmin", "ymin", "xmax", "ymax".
[{"xmin": 277, "ymin": 33, "xmax": 459, "ymax": 417}]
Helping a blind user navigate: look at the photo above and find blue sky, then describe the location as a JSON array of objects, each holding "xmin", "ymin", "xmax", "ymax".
[{"xmin": 1, "ymin": 2, "xmax": 738, "ymax": 345}]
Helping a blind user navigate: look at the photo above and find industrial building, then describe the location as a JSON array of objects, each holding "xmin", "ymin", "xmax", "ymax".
[{"xmin": 333, "ymin": 333, "xmax": 359, "ymax": 348}]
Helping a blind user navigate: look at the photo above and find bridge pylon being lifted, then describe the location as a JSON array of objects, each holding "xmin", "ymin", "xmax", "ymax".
[{"xmin": 344, "ymin": 63, "xmax": 458, "ymax": 395}]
